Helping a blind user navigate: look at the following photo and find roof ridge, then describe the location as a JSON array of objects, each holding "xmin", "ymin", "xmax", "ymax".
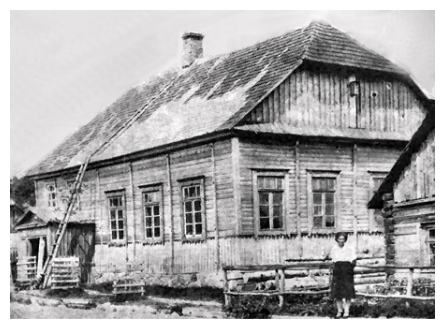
[{"xmin": 301, "ymin": 20, "xmax": 321, "ymax": 59}]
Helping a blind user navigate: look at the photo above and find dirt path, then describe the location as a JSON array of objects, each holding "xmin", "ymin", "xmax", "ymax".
[{"xmin": 10, "ymin": 290, "xmax": 226, "ymax": 319}]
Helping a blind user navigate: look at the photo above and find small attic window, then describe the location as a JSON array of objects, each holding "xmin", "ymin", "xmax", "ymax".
[
  {"xmin": 46, "ymin": 183, "xmax": 57, "ymax": 208},
  {"xmin": 348, "ymin": 80, "xmax": 360, "ymax": 97}
]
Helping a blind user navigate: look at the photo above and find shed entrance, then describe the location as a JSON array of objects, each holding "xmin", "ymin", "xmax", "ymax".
[{"xmin": 27, "ymin": 237, "xmax": 47, "ymax": 273}]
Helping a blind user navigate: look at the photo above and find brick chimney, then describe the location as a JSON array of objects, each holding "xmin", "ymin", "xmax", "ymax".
[{"xmin": 182, "ymin": 32, "xmax": 204, "ymax": 68}]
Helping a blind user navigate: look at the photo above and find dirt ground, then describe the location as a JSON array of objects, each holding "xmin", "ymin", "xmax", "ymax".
[{"xmin": 10, "ymin": 289, "xmax": 226, "ymax": 319}]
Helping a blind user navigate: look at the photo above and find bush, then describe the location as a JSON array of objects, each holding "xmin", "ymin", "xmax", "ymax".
[
  {"xmin": 225, "ymin": 296, "xmax": 279, "ymax": 318},
  {"xmin": 225, "ymin": 294, "xmax": 435, "ymax": 318}
]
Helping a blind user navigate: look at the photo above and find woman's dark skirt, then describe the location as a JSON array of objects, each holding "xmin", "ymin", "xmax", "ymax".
[{"xmin": 331, "ymin": 261, "xmax": 355, "ymax": 299}]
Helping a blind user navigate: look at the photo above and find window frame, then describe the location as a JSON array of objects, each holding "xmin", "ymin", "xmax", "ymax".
[
  {"xmin": 106, "ymin": 190, "xmax": 127, "ymax": 242},
  {"xmin": 46, "ymin": 182, "xmax": 57, "ymax": 209},
  {"xmin": 140, "ymin": 185, "xmax": 164, "ymax": 243},
  {"xmin": 253, "ymin": 170, "xmax": 289, "ymax": 236},
  {"xmin": 179, "ymin": 177, "xmax": 206, "ymax": 241},
  {"xmin": 307, "ymin": 170, "xmax": 340, "ymax": 232}
]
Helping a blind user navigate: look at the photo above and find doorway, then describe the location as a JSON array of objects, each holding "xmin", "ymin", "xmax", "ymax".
[{"xmin": 28, "ymin": 237, "xmax": 47, "ymax": 272}]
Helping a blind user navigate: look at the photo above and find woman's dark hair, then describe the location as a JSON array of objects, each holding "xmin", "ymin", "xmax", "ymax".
[{"xmin": 335, "ymin": 232, "xmax": 348, "ymax": 242}]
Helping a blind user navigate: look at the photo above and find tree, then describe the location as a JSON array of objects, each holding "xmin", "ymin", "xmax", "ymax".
[{"xmin": 10, "ymin": 176, "xmax": 35, "ymax": 207}]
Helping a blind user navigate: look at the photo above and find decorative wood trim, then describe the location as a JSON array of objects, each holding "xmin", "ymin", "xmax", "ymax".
[
  {"xmin": 231, "ymin": 137, "xmax": 242, "ymax": 235},
  {"xmin": 166, "ymin": 154, "xmax": 174, "ymax": 273},
  {"xmin": 128, "ymin": 163, "xmax": 137, "ymax": 257},
  {"xmin": 352, "ymin": 144, "xmax": 358, "ymax": 252},
  {"xmin": 294, "ymin": 141, "xmax": 301, "ymax": 240},
  {"xmin": 210, "ymin": 143, "xmax": 221, "ymax": 270}
]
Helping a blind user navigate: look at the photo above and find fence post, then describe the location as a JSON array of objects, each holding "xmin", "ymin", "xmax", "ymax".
[
  {"xmin": 406, "ymin": 267, "xmax": 414, "ymax": 296},
  {"xmin": 278, "ymin": 268, "xmax": 285, "ymax": 308},
  {"xmin": 223, "ymin": 268, "xmax": 231, "ymax": 307}
]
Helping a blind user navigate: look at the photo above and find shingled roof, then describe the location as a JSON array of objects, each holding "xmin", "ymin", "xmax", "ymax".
[{"xmin": 26, "ymin": 21, "xmax": 428, "ymax": 177}]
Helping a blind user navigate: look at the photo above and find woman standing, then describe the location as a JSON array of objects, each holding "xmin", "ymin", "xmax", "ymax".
[{"xmin": 327, "ymin": 232, "xmax": 357, "ymax": 318}]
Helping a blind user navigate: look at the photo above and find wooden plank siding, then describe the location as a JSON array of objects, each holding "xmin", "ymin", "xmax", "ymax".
[
  {"xmin": 34, "ymin": 139, "xmax": 235, "ymax": 276},
  {"xmin": 238, "ymin": 139, "xmax": 401, "ymax": 236},
  {"xmin": 243, "ymin": 67, "xmax": 425, "ymax": 137},
  {"xmin": 394, "ymin": 131, "xmax": 435, "ymax": 203}
]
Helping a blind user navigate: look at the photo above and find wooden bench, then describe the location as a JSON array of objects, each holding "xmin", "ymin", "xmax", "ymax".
[{"xmin": 112, "ymin": 278, "xmax": 145, "ymax": 297}]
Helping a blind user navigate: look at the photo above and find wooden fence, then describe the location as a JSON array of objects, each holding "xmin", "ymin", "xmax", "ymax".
[
  {"xmin": 50, "ymin": 257, "xmax": 80, "ymax": 290},
  {"xmin": 16, "ymin": 256, "xmax": 37, "ymax": 284},
  {"xmin": 222, "ymin": 260, "xmax": 435, "ymax": 308}
]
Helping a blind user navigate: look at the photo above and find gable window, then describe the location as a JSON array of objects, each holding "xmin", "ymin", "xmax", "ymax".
[
  {"xmin": 181, "ymin": 178, "xmax": 205, "ymax": 240},
  {"xmin": 308, "ymin": 171, "xmax": 339, "ymax": 230},
  {"xmin": 46, "ymin": 183, "xmax": 57, "ymax": 208},
  {"xmin": 142, "ymin": 187, "xmax": 163, "ymax": 241},
  {"xmin": 258, "ymin": 176, "xmax": 285, "ymax": 230},
  {"xmin": 107, "ymin": 193, "xmax": 126, "ymax": 241}
]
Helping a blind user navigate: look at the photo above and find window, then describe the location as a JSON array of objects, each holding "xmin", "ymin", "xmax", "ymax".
[
  {"xmin": 181, "ymin": 179, "xmax": 205, "ymax": 239},
  {"xmin": 307, "ymin": 172, "xmax": 339, "ymax": 230},
  {"xmin": 312, "ymin": 177, "xmax": 336, "ymax": 228},
  {"xmin": 142, "ymin": 188, "xmax": 162, "ymax": 240},
  {"xmin": 107, "ymin": 193, "xmax": 126, "ymax": 241},
  {"xmin": 257, "ymin": 176, "xmax": 285, "ymax": 230},
  {"xmin": 46, "ymin": 183, "xmax": 57, "ymax": 208}
]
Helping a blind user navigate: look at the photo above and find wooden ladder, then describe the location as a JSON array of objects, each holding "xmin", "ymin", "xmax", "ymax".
[{"xmin": 37, "ymin": 156, "xmax": 91, "ymax": 289}]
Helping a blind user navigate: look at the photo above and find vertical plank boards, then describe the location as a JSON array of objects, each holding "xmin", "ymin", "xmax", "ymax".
[{"xmin": 166, "ymin": 155, "xmax": 174, "ymax": 273}]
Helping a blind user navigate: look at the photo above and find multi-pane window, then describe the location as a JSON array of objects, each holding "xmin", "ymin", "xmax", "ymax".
[
  {"xmin": 107, "ymin": 194, "xmax": 126, "ymax": 241},
  {"xmin": 143, "ymin": 189, "xmax": 162, "ymax": 240},
  {"xmin": 182, "ymin": 183, "xmax": 204, "ymax": 238},
  {"xmin": 258, "ymin": 176, "xmax": 284, "ymax": 230},
  {"xmin": 46, "ymin": 183, "xmax": 57, "ymax": 208},
  {"xmin": 312, "ymin": 177, "xmax": 336, "ymax": 228}
]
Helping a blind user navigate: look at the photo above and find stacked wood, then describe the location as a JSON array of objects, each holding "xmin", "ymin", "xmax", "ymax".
[
  {"xmin": 16, "ymin": 256, "xmax": 37, "ymax": 284},
  {"xmin": 50, "ymin": 257, "xmax": 80, "ymax": 290}
]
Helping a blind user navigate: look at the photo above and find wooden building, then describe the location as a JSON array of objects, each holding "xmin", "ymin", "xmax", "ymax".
[
  {"xmin": 10, "ymin": 199, "xmax": 24, "ymax": 233},
  {"xmin": 14, "ymin": 209, "xmax": 95, "ymax": 283},
  {"xmin": 22, "ymin": 21, "xmax": 431, "ymax": 286},
  {"xmin": 369, "ymin": 108, "xmax": 435, "ymax": 267}
]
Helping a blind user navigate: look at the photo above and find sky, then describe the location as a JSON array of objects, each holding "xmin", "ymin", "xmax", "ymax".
[{"xmin": 10, "ymin": 10, "xmax": 435, "ymax": 177}]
